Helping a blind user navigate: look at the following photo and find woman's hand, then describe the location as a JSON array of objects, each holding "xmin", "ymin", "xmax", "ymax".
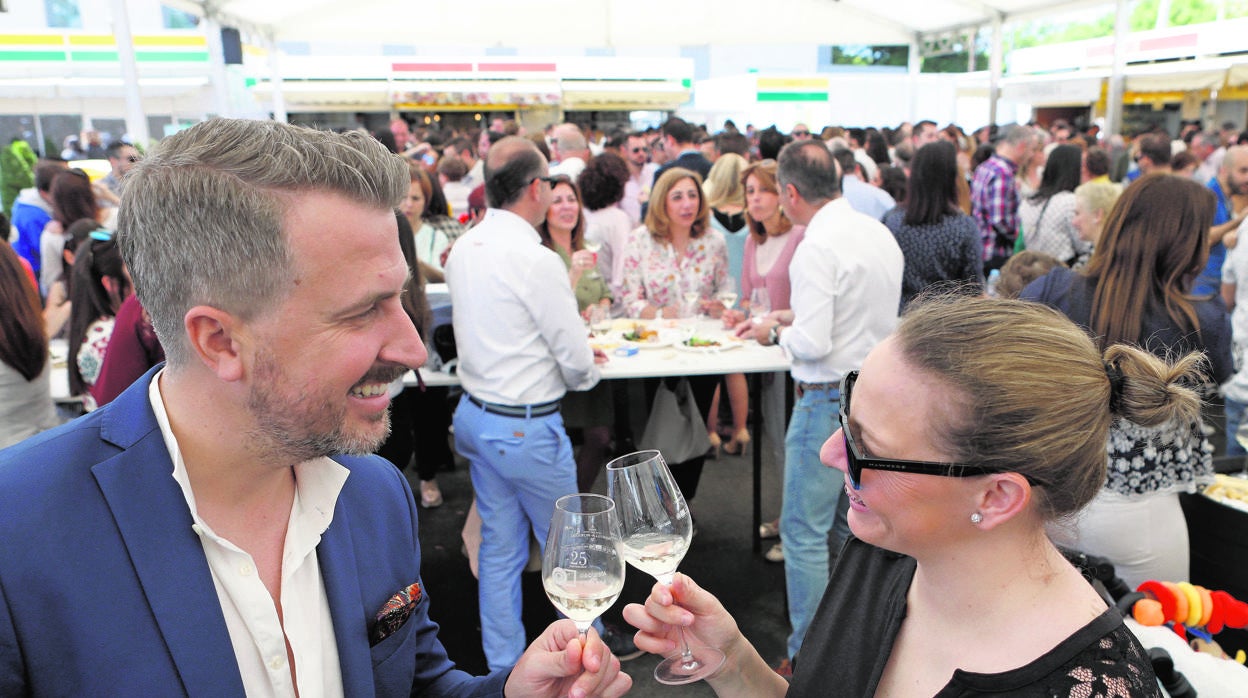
[
  {"xmin": 622, "ymin": 574, "xmax": 786, "ymax": 697},
  {"xmin": 721, "ymin": 309, "xmax": 745, "ymax": 328},
  {"xmin": 700, "ymin": 299, "xmax": 725, "ymax": 319},
  {"xmin": 569, "ymin": 250, "xmax": 596, "ymax": 286}
]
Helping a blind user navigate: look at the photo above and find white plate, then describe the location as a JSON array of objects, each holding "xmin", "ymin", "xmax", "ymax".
[{"xmin": 675, "ymin": 337, "xmax": 745, "ymax": 353}]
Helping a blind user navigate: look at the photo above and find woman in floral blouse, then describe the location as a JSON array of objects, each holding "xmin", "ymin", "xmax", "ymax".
[
  {"xmin": 619, "ymin": 168, "xmax": 729, "ymax": 319},
  {"xmin": 619, "ymin": 168, "xmax": 729, "ymax": 503}
]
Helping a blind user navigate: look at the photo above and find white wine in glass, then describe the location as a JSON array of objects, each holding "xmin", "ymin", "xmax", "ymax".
[
  {"xmin": 583, "ymin": 239, "xmax": 603, "ymax": 279},
  {"xmin": 542, "ymin": 494, "xmax": 625, "ymax": 642},
  {"xmin": 607, "ymin": 450, "xmax": 726, "ymax": 685},
  {"xmin": 716, "ymin": 277, "xmax": 738, "ymax": 311}
]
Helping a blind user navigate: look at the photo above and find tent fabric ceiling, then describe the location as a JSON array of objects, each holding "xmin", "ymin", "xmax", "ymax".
[{"xmin": 166, "ymin": 0, "xmax": 1113, "ymax": 47}]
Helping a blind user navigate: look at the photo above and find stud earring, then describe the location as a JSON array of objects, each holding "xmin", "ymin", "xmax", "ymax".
[{"xmin": 970, "ymin": 512, "xmax": 983, "ymax": 524}]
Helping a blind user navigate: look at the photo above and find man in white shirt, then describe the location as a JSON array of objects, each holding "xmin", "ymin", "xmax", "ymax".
[
  {"xmin": 747, "ymin": 139, "xmax": 903, "ymax": 670},
  {"xmin": 0, "ymin": 119, "xmax": 630, "ymax": 697},
  {"xmin": 446, "ymin": 136, "xmax": 609, "ymax": 671}
]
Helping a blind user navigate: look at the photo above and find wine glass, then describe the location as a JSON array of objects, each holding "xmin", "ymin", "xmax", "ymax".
[
  {"xmin": 716, "ymin": 277, "xmax": 738, "ymax": 311},
  {"xmin": 749, "ymin": 287, "xmax": 771, "ymax": 324},
  {"xmin": 542, "ymin": 494, "xmax": 626, "ymax": 644},
  {"xmin": 588, "ymin": 304, "xmax": 612, "ymax": 338},
  {"xmin": 583, "ymin": 239, "xmax": 603, "ymax": 279},
  {"xmin": 606, "ymin": 450, "xmax": 726, "ymax": 685},
  {"xmin": 681, "ymin": 290, "xmax": 701, "ymax": 320}
]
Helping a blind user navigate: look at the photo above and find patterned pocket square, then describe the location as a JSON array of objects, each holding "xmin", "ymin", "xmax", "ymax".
[{"xmin": 370, "ymin": 582, "xmax": 421, "ymax": 646}]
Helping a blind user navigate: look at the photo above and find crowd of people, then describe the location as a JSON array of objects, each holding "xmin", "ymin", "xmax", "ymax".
[{"xmin": 2, "ymin": 108, "xmax": 1246, "ymax": 695}]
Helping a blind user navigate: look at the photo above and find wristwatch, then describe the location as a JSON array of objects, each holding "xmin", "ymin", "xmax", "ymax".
[{"xmin": 767, "ymin": 324, "xmax": 781, "ymax": 346}]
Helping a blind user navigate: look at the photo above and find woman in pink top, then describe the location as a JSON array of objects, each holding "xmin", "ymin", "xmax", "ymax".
[{"xmin": 725, "ymin": 160, "xmax": 805, "ymax": 562}]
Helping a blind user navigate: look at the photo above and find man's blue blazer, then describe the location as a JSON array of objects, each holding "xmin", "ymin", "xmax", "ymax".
[{"xmin": 0, "ymin": 366, "xmax": 506, "ymax": 696}]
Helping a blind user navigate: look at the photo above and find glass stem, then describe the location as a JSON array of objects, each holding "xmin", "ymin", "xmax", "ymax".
[{"xmin": 661, "ymin": 577, "xmax": 699, "ymax": 666}]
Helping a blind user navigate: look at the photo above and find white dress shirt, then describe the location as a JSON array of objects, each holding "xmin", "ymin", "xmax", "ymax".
[
  {"xmin": 445, "ymin": 208, "xmax": 599, "ymax": 405},
  {"xmin": 621, "ymin": 163, "xmax": 658, "ymax": 226},
  {"xmin": 781, "ymin": 197, "xmax": 903, "ymax": 384},
  {"xmin": 148, "ymin": 372, "xmax": 346, "ymax": 698}
]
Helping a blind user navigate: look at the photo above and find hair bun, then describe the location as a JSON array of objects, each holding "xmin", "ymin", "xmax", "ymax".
[{"xmin": 1104, "ymin": 360, "xmax": 1126, "ymax": 413}]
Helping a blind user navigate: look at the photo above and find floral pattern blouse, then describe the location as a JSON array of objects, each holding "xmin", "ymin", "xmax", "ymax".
[
  {"xmin": 76, "ymin": 316, "xmax": 116, "ymax": 411},
  {"xmin": 619, "ymin": 227, "xmax": 730, "ymax": 317}
]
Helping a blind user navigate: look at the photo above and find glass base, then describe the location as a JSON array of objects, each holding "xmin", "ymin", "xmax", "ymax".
[{"xmin": 653, "ymin": 645, "xmax": 726, "ymax": 685}]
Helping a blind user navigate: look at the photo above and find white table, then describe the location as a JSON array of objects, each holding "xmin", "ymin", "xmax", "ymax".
[{"xmin": 411, "ymin": 319, "xmax": 790, "ymax": 551}]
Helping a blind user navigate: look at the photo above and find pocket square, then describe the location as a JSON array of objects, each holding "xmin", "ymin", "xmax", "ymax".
[{"xmin": 370, "ymin": 582, "xmax": 421, "ymax": 646}]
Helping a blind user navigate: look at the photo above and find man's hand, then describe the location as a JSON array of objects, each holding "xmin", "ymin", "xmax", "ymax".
[
  {"xmin": 592, "ymin": 348, "xmax": 609, "ymax": 365},
  {"xmin": 504, "ymin": 620, "xmax": 632, "ymax": 698}
]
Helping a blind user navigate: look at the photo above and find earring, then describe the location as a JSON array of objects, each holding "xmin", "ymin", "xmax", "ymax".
[{"xmin": 970, "ymin": 512, "xmax": 983, "ymax": 525}]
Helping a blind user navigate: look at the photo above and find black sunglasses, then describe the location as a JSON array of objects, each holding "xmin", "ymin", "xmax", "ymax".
[
  {"xmin": 838, "ymin": 371, "xmax": 1034, "ymax": 490},
  {"xmin": 531, "ymin": 175, "xmax": 559, "ymax": 186},
  {"xmin": 792, "ymin": 130, "xmax": 810, "ymax": 137}
]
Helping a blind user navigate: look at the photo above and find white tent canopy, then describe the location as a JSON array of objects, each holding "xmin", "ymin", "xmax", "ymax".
[{"xmin": 162, "ymin": 0, "xmax": 1114, "ymax": 47}]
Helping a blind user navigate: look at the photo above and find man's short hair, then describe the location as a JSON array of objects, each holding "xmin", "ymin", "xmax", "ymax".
[
  {"xmin": 830, "ymin": 147, "xmax": 858, "ymax": 180},
  {"xmin": 117, "ymin": 119, "xmax": 407, "ymax": 368},
  {"xmin": 554, "ymin": 124, "xmax": 588, "ymax": 153},
  {"xmin": 778, "ymin": 140, "xmax": 839, "ymax": 202},
  {"xmin": 437, "ymin": 155, "xmax": 469, "ymax": 182},
  {"xmin": 997, "ymin": 123, "xmax": 1035, "ymax": 148},
  {"xmin": 758, "ymin": 127, "xmax": 789, "ymax": 160},
  {"xmin": 661, "ymin": 117, "xmax": 694, "ymax": 146},
  {"xmin": 1137, "ymin": 132, "xmax": 1172, "ymax": 166},
  {"xmin": 1084, "ymin": 146, "xmax": 1110, "ymax": 178},
  {"xmin": 34, "ymin": 159, "xmax": 67, "ymax": 193},
  {"xmin": 447, "ymin": 137, "xmax": 475, "ymax": 160},
  {"xmin": 484, "ymin": 137, "xmax": 546, "ymax": 208},
  {"xmin": 105, "ymin": 141, "xmax": 132, "ymax": 160},
  {"xmin": 716, "ymin": 132, "xmax": 749, "ymax": 157}
]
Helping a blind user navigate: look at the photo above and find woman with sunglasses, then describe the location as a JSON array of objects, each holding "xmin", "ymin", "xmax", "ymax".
[{"xmin": 624, "ymin": 295, "xmax": 1180, "ymax": 696}]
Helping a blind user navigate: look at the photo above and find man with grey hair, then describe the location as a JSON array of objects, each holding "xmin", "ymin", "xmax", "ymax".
[
  {"xmin": 0, "ymin": 119, "xmax": 630, "ymax": 697},
  {"xmin": 550, "ymin": 123, "xmax": 590, "ymax": 179},
  {"xmin": 446, "ymin": 136, "xmax": 619, "ymax": 672},
  {"xmin": 740, "ymin": 139, "xmax": 903, "ymax": 674},
  {"xmin": 971, "ymin": 123, "xmax": 1037, "ymax": 272}
]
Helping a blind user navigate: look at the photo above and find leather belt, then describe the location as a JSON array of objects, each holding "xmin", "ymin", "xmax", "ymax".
[
  {"xmin": 467, "ymin": 394, "xmax": 560, "ymax": 418},
  {"xmin": 797, "ymin": 381, "xmax": 838, "ymax": 392}
]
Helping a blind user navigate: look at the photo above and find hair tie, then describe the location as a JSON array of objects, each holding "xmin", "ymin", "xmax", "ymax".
[{"xmin": 1105, "ymin": 360, "xmax": 1126, "ymax": 413}]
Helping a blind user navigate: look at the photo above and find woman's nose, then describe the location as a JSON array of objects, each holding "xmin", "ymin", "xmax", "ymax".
[{"xmin": 822, "ymin": 429, "xmax": 848, "ymax": 473}]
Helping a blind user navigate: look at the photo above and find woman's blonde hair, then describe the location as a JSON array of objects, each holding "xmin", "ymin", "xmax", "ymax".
[
  {"xmin": 896, "ymin": 295, "xmax": 1204, "ymax": 521},
  {"xmin": 704, "ymin": 153, "xmax": 747, "ymax": 210},
  {"xmin": 1073, "ymin": 180, "xmax": 1121, "ymax": 223},
  {"xmin": 644, "ymin": 167, "xmax": 709, "ymax": 241},
  {"xmin": 740, "ymin": 160, "xmax": 792, "ymax": 244}
]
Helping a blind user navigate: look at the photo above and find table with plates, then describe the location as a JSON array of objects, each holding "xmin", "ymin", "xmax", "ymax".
[{"xmin": 413, "ymin": 317, "xmax": 791, "ymax": 551}]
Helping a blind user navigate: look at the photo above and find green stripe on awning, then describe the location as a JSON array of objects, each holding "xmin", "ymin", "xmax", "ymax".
[
  {"xmin": 757, "ymin": 91, "xmax": 828, "ymax": 102},
  {"xmin": 0, "ymin": 50, "xmax": 67, "ymax": 61}
]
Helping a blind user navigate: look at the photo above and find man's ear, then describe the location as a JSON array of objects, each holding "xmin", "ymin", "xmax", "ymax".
[{"xmin": 183, "ymin": 306, "xmax": 247, "ymax": 382}]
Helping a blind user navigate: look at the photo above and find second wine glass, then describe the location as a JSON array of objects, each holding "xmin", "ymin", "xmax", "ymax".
[
  {"xmin": 606, "ymin": 450, "xmax": 726, "ymax": 685},
  {"xmin": 541, "ymin": 494, "xmax": 625, "ymax": 644}
]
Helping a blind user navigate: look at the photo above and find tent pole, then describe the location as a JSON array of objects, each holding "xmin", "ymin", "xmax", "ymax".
[
  {"xmin": 988, "ymin": 12, "xmax": 1003, "ymax": 127},
  {"xmin": 1104, "ymin": 0, "xmax": 1129, "ymax": 138},
  {"xmin": 110, "ymin": 0, "xmax": 151, "ymax": 146}
]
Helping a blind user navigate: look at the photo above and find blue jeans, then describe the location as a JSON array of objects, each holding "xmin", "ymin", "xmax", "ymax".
[
  {"xmin": 780, "ymin": 386, "xmax": 849, "ymax": 660},
  {"xmin": 1226, "ymin": 396, "xmax": 1247, "ymax": 456},
  {"xmin": 453, "ymin": 395, "xmax": 578, "ymax": 671}
]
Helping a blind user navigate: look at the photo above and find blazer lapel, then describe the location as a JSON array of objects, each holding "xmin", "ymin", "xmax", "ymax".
[
  {"xmin": 92, "ymin": 373, "xmax": 245, "ymax": 695},
  {"xmin": 319, "ymin": 503, "xmax": 374, "ymax": 695}
]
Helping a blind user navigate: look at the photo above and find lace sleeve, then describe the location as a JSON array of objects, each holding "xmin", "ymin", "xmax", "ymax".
[{"xmin": 1046, "ymin": 623, "xmax": 1162, "ymax": 697}]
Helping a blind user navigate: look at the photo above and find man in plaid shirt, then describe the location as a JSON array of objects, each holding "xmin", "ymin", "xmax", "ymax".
[{"xmin": 971, "ymin": 124, "xmax": 1037, "ymax": 272}]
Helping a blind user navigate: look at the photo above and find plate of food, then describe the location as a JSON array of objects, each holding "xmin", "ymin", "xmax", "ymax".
[
  {"xmin": 619, "ymin": 324, "xmax": 674, "ymax": 348},
  {"xmin": 676, "ymin": 335, "xmax": 744, "ymax": 353}
]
